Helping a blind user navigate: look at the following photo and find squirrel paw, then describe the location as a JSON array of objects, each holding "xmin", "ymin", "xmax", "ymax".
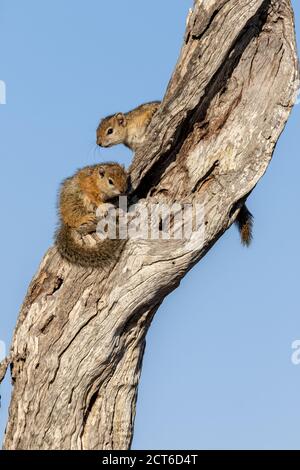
[{"xmin": 77, "ymin": 220, "xmax": 98, "ymax": 235}]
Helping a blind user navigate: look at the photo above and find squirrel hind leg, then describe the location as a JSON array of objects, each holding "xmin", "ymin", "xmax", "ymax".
[{"xmin": 235, "ymin": 204, "xmax": 253, "ymax": 247}]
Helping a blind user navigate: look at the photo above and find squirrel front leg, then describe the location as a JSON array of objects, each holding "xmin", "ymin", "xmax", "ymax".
[
  {"xmin": 76, "ymin": 204, "xmax": 114, "ymax": 235},
  {"xmin": 76, "ymin": 220, "xmax": 98, "ymax": 235},
  {"xmin": 75, "ymin": 213, "xmax": 97, "ymax": 228}
]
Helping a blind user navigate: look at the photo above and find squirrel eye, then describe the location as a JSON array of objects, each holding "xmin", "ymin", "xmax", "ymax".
[
  {"xmin": 108, "ymin": 178, "xmax": 114, "ymax": 186},
  {"xmin": 107, "ymin": 128, "xmax": 114, "ymax": 135}
]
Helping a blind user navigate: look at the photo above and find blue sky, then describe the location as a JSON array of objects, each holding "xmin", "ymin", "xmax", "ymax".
[{"xmin": 0, "ymin": 0, "xmax": 299, "ymax": 450}]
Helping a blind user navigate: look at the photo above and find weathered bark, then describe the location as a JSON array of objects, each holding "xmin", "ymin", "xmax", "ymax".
[{"xmin": 1, "ymin": 0, "xmax": 298, "ymax": 450}]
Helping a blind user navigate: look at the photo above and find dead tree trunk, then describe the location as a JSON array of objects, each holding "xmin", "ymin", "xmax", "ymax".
[{"xmin": 1, "ymin": 0, "xmax": 298, "ymax": 450}]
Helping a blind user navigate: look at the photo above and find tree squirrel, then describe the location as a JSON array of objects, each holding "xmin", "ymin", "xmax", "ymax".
[
  {"xmin": 96, "ymin": 101, "xmax": 161, "ymax": 151},
  {"xmin": 96, "ymin": 101, "xmax": 253, "ymax": 246},
  {"xmin": 55, "ymin": 163, "xmax": 128, "ymax": 267}
]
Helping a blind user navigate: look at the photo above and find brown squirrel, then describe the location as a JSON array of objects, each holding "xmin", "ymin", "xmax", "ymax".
[
  {"xmin": 96, "ymin": 101, "xmax": 161, "ymax": 151},
  {"xmin": 97, "ymin": 101, "xmax": 253, "ymax": 246},
  {"xmin": 55, "ymin": 163, "xmax": 128, "ymax": 267}
]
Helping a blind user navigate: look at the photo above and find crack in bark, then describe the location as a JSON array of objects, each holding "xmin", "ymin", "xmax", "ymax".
[
  {"xmin": 48, "ymin": 309, "xmax": 99, "ymax": 386},
  {"xmin": 132, "ymin": 0, "xmax": 271, "ymax": 201},
  {"xmin": 190, "ymin": 5, "xmax": 223, "ymax": 42},
  {"xmin": 191, "ymin": 160, "xmax": 219, "ymax": 193},
  {"xmin": 3, "ymin": 0, "xmax": 298, "ymax": 451}
]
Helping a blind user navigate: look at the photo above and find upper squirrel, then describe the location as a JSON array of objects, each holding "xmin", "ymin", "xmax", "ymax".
[
  {"xmin": 55, "ymin": 163, "xmax": 128, "ymax": 267},
  {"xmin": 96, "ymin": 101, "xmax": 253, "ymax": 246},
  {"xmin": 96, "ymin": 101, "xmax": 161, "ymax": 151}
]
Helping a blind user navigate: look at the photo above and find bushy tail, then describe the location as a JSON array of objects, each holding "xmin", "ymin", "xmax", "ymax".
[
  {"xmin": 235, "ymin": 204, "xmax": 253, "ymax": 247},
  {"xmin": 55, "ymin": 224, "xmax": 125, "ymax": 268}
]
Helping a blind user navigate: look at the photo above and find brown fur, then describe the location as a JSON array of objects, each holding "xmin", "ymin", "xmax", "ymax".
[
  {"xmin": 236, "ymin": 204, "xmax": 253, "ymax": 247},
  {"xmin": 98, "ymin": 102, "xmax": 254, "ymax": 247},
  {"xmin": 96, "ymin": 101, "xmax": 161, "ymax": 151},
  {"xmin": 55, "ymin": 163, "xmax": 128, "ymax": 267}
]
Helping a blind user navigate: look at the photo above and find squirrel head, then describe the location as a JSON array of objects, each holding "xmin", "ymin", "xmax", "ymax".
[
  {"xmin": 77, "ymin": 163, "xmax": 128, "ymax": 205},
  {"xmin": 76, "ymin": 163, "xmax": 128, "ymax": 205},
  {"xmin": 96, "ymin": 113, "xmax": 127, "ymax": 148},
  {"xmin": 96, "ymin": 163, "xmax": 128, "ymax": 200}
]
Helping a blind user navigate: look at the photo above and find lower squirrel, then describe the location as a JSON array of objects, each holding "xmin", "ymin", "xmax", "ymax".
[
  {"xmin": 55, "ymin": 163, "xmax": 128, "ymax": 267},
  {"xmin": 96, "ymin": 101, "xmax": 253, "ymax": 246}
]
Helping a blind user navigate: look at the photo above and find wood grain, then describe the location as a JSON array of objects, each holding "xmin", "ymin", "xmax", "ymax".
[{"xmin": 1, "ymin": 0, "xmax": 298, "ymax": 450}]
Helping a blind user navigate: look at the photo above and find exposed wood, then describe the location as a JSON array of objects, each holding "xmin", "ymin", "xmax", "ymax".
[
  {"xmin": 0, "ymin": 357, "xmax": 9, "ymax": 385},
  {"xmin": 2, "ymin": 0, "xmax": 298, "ymax": 450}
]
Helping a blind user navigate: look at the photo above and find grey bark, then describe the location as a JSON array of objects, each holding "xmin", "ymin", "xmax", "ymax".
[{"xmin": 1, "ymin": 0, "xmax": 298, "ymax": 450}]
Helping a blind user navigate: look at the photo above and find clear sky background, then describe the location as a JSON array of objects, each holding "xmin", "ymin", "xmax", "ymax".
[{"xmin": 0, "ymin": 0, "xmax": 299, "ymax": 450}]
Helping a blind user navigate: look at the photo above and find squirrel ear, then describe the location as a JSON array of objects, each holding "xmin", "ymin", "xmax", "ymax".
[
  {"xmin": 116, "ymin": 113, "xmax": 127, "ymax": 127},
  {"xmin": 99, "ymin": 166, "xmax": 105, "ymax": 178}
]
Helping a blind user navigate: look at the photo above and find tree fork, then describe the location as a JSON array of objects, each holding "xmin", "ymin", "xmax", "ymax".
[{"xmin": 1, "ymin": 0, "xmax": 298, "ymax": 450}]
